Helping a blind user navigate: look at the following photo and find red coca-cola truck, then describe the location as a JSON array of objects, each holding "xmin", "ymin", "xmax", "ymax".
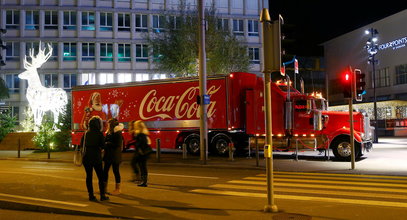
[{"xmin": 71, "ymin": 72, "xmax": 373, "ymax": 160}]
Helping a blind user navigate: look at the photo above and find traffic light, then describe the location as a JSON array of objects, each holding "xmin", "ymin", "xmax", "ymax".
[
  {"xmin": 354, "ymin": 69, "xmax": 366, "ymax": 101},
  {"xmin": 0, "ymin": 28, "xmax": 6, "ymax": 66},
  {"xmin": 260, "ymin": 10, "xmax": 282, "ymax": 74},
  {"xmin": 342, "ymin": 68, "xmax": 352, "ymax": 99}
]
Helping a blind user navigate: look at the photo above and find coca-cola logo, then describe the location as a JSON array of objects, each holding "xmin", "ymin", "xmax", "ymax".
[{"xmin": 139, "ymin": 85, "xmax": 220, "ymax": 120}]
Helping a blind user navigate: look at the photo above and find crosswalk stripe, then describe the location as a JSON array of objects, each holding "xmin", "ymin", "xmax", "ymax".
[
  {"xmin": 259, "ymin": 172, "xmax": 407, "ymax": 180},
  {"xmin": 227, "ymin": 180, "xmax": 407, "ymax": 193},
  {"xmin": 247, "ymin": 175, "xmax": 407, "ymax": 184},
  {"xmin": 190, "ymin": 189, "xmax": 407, "ymax": 208},
  {"xmin": 209, "ymin": 184, "xmax": 407, "ymax": 200},
  {"xmin": 244, "ymin": 177, "xmax": 407, "ymax": 188}
]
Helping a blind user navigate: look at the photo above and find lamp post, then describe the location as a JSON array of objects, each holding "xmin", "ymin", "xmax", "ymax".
[{"xmin": 365, "ymin": 28, "xmax": 379, "ymax": 143}]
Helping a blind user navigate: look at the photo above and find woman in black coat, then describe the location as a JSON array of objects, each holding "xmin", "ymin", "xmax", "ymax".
[
  {"xmin": 103, "ymin": 118, "xmax": 124, "ymax": 195},
  {"xmin": 81, "ymin": 116, "xmax": 109, "ymax": 201},
  {"xmin": 131, "ymin": 120, "xmax": 152, "ymax": 187}
]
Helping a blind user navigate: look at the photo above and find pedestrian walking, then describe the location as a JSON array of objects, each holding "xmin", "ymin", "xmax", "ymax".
[
  {"xmin": 129, "ymin": 120, "xmax": 152, "ymax": 187},
  {"xmin": 81, "ymin": 116, "xmax": 109, "ymax": 201},
  {"xmin": 127, "ymin": 120, "xmax": 141, "ymax": 184},
  {"xmin": 103, "ymin": 118, "xmax": 124, "ymax": 195}
]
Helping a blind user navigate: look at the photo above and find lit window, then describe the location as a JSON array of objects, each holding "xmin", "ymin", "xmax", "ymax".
[
  {"xmin": 81, "ymin": 73, "xmax": 96, "ymax": 85},
  {"xmin": 82, "ymin": 43, "xmax": 95, "ymax": 61},
  {"xmin": 99, "ymin": 73, "xmax": 114, "ymax": 85},
  {"xmin": 136, "ymin": 44, "xmax": 148, "ymax": 62},
  {"xmin": 118, "ymin": 13, "xmax": 130, "ymax": 32},
  {"xmin": 5, "ymin": 42, "xmax": 20, "ymax": 61},
  {"xmin": 152, "ymin": 74, "xmax": 167, "ymax": 80},
  {"xmin": 82, "ymin": 11, "xmax": 95, "ymax": 31},
  {"xmin": 44, "ymin": 11, "xmax": 58, "ymax": 30},
  {"xmin": 136, "ymin": 14, "xmax": 148, "ymax": 32},
  {"xmin": 118, "ymin": 73, "xmax": 132, "ymax": 83},
  {"xmin": 100, "ymin": 43, "xmax": 113, "ymax": 62},
  {"xmin": 25, "ymin": 11, "xmax": 39, "ymax": 30},
  {"xmin": 118, "ymin": 44, "xmax": 131, "ymax": 62},
  {"xmin": 63, "ymin": 42, "xmax": 77, "ymax": 61},
  {"xmin": 63, "ymin": 11, "xmax": 77, "ymax": 30},
  {"xmin": 100, "ymin": 12, "xmax": 113, "ymax": 31},
  {"xmin": 6, "ymin": 10, "xmax": 19, "ymax": 30},
  {"xmin": 135, "ymin": 73, "xmax": 150, "ymax": 81}
]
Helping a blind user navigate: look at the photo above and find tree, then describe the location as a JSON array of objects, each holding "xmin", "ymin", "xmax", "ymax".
[
  {"xmin": 19, "ymin": 107, "xmax": 35, "ymax": 132},
  {"xmin": 0, "ymin": 108, "xmax": 16, "ymax": 142},
  {"xmin": 146, "ymin": 1, "xmax": 250, "ymax": 77},
  {"xmin": 0, "ymin": 77, "xmax": 9, "ymax": 99},
  {"xmin": 32, "ymin": 115, "xmax": 56, "ymax": 152},
  {"xmin": 54, "ymin": 99, "xmax": 72, "ymax": 151}
]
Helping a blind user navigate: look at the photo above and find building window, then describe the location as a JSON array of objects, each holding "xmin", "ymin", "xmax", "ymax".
[
  {"xmin": 44, "ymin": 11, "xmax": 58, "ymax": 30},
  {"xmin": 63, "ymin": 73, "xmax": 77, "ymax": 90},
  {"xmin": 81, "ymin": 73, "xmax": 96, "ymax": 85},
  {"xmin": 376, "ymin": 67, "xmax": 390, "ymax": 88},
  {"xmin": 118, "ymin": 44, "xmax": 131, "ymax": 62},
  {"xmin": 118, "ymin": 13, "xmax": 130, "ymax": 32},
  {"xmin": 44, "ymin": 73, "xmax": 58, "ymax": 88},
  {"xmin": 5, "ymin": 74, "xmax": 20, "ymax": 94},
  {"xmin": 248, "ymin": 48, "xmax": 260, "ymax": 64},
  {"xmin": 247, "ymin": 20, "xmax": 258, "ymax": 36},
  {"xmin": 82, "ymin": 43, "xmax": 95, "ymax": 61},
  {"xmin": 118, "ymin": 73, "xmax": 132, "ymax": 83},
  {"xmin": 5, "ymin": 42, "xmax": 20, "ymax": 61},
  {"xmin": 217, "ymin": 18, "xmax": 229, "ymax": 31},
  {"xmin": 232, "ymin": 0, "xmax": 243, "ymax": 9},
  {"xmin": 25, "ymin": 11, "xmax": 39, "ymax": 30},
  {"xmin": 99, "ymin": 73, "xmax": 114, "ymax": 85},
  {"xmin": 43, "ymin": 42, "xmax": 58, "ymax": 61},
  {"xmin": 11, "ymin": 106, "xmax": 19, "ymax": 122},
  {"xmin": 100, "ymin": 43, "xmax": 113, "ymax": 62},
  {"xmin": 395, "ymin": 64, "xmax": 407, "ymax": 85},
  {"xmin": 136, "ymin": 44, "xmax": 148, "ymax": 62},
  {"xmin": 25, "ymin": 42, "xmax": 40, "ymax": 61},
  {"xmin": 63, "ymin": 42, "xmax": 77, "ymax": 61},
  {"xmin": 82, "ymin": 11, "xmax": 95, "ymax": 31},
  {"xmin": 152, "ymin": 15, "xmax": 165, "ymax": 33},
  {"xmin": 100, "ymin": 12, "xmax": 113, "ymax": 31},
  {"xmin": 6, "ymin": 10, "xmax": 19, "ymax": 30},
  {"xmin": 152, "ymin": 74, "xmax": 166, "ymax": 80},
  {"xmin": 247, "ymin": 1, "xmax": 258, "ymax": 10},
  {"xmin": 135, "ymin": 73, "xmax": 150, "ymax": 81},
  {"xmin": 233, "ymin": 19, "xmax": 244, "ymax": 36},
  {"xmin": 63, "ymin": 11, "xmax": 76, "ymax": 30},
  {"xmin": 136, "ymin": 14, "xmax": 148, "ymax": 32}
]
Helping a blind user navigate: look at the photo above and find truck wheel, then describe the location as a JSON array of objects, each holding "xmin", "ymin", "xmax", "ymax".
[
  {"xmin": 212, "ymin": 135, "xmax": 230, "ymax": 155},
  {"xmin": 331, "ymin": 137, "xmax": 360, "ymax": 161},
  {"xmin": 186, "ymin": 135, "xmax": 200, "ymax": 155}
]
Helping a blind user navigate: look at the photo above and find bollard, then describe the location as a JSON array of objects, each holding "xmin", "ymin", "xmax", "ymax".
[
  {"xmin": 247, "ymin": 137, "xmax": 252, "ymax": 159},
  {"xmin": 228, "ymin": 142, "xmax": 234, "ymax": 161},
  {"xmin": 182, "ymin": 143, "xmax": 187, "ymax": 159},
  {"xmin": 17, "ymin": 138, "xmax": 21, "ymax": 158},
  {"xmin": 156, "ymin": 138, "xmax": 161, "ymax": 163},
  {"xmin": 255, "ymin": 137, "xmax": 259, "ymax": 167}
]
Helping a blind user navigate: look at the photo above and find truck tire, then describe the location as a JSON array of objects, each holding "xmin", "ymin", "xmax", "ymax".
[
  {"xmin": 331, "ymin": 136, "xmax": 360, "ymax": 161},
  {"xmin": 186, "ymin": 135, "xmax": 200, "ymax": 155},
  {"xmin": 211, "ymin": 134, "xmax": 231, "ymax": 156}
]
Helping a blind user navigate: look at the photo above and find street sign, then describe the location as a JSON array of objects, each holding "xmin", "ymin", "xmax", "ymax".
[{"xmin": 203, "ymin": 94, "xmax": 210, "ymax": 105}]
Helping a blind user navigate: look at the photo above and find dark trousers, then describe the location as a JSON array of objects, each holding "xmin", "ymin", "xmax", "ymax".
[
  {"xmin": 103, "ymin": 161, "xmax": 121, "ymax": 183},
  {"xmin": 138, "ymin": 157, "xmax": 148, "ymax": 177},
  {"xmin": 83, "ymin": 161, "xmax": 104, "ymax": 196}
]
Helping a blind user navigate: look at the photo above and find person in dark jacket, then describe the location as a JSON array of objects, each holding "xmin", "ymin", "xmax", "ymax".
[
  {"xmin": 103, "ymin": 118, "xmax": 124, "ymax": 195},
  {"xmin": 127, "ymin": 120, "xmax": 141, "ymax": 184},
  {"xmin": 81, "ymin": 116, "xmax": 109, "ymax": 201},
  {"xmin": 132, "ymin": 120, "xmax": 152, "ymax": 187}
]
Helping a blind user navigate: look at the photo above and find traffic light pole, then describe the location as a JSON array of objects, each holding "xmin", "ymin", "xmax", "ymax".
[{"xmin": 348, "ymin": 66, "xmax": 356, "ymax": 170}]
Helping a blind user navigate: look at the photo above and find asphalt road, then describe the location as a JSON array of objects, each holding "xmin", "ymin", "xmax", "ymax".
[{"xmin": 1, "ymin": 157, "xmax": 407, "ymax": 219}]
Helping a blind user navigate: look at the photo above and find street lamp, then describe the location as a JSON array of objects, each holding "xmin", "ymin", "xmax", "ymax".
[{"xmin": 365, "ymin": 28, "xmax": 379, "ymax": 143}]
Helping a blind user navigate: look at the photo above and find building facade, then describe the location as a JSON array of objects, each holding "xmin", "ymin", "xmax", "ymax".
[
  {"xmin": 0, "ymin": 0, "xmax": 268, "ymax": 123},
  {"xmin": 323, "ymin": 9, "xmax": 407, "ymax": 135}
]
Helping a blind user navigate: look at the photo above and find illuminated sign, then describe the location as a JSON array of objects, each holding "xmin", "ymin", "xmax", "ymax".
[{"xmin": 379, "ymin": 36, "xmax": 407, "ymax": 50}]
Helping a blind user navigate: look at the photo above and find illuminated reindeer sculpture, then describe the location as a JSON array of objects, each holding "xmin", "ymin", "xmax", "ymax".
[{"xmin": 18, "ymin": 43, "xmax": 67, "ymax": 130}]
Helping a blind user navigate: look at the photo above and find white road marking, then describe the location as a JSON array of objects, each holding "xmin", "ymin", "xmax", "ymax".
[
  {"xmin": 149, "ymin": 173, "xmax": 219, "ymax": 179},
  {"xmin": 0, "ymin": 193, "xmax": 88, "ymax": 207},
  {"xmin": 190, "ymin": 189, "xmax": 407, "ymax": 208}
]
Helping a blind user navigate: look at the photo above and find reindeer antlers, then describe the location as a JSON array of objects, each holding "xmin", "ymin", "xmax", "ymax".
[{"xmin": 24, "ymin": 42, "xmax": 53, "ymax": 70}]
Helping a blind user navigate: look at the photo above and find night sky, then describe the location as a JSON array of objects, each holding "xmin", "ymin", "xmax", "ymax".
[{"xmin": 268, "ymin": 0, "xmax": 406, "ymax": 56}]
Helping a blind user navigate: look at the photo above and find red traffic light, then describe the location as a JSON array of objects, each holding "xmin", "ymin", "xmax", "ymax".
[{"xmin": 341, "ymin": 68, "xmax": 353, "ymax": 99}]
